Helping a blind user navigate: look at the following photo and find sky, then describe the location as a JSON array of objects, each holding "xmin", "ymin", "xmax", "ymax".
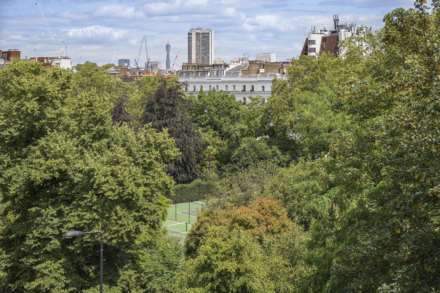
[{"xmin": 0, "ymin": 0, "xmax": 413, "ymax": 67}]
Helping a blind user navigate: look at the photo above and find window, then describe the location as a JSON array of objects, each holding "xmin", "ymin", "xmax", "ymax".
[
  {"xmin": 262, "ymin": 85, "xmax": 265, "ymax": 92},
  {"xmin": 251, "ymin": 85, "xmax": 255, "ymax": 92},
  {"xmin": 193, "ymin": 85, "xmax": 196, "ymax": 92},
  {"xmin": 243, "ymin": 97, "xmax": 247, "ymax": 104},
  {"xmin": 242, "ymin": 85, "xmax": 246, "ymax": 92},
  {"xmin": 216, "ymin": 85, "xmax": 219, "ymax": 91},
  {"xmin": 308, "ymin": 39, "xmax": 316, "ymax": 45},
  {"xmin": 200, "ymin": 85, "xmax": 204, "ymax": 91},
  {"xmin": 233, "ymin": 85, "xmax": 236, "ymax": 91},
  {"xmin": 225, "ymin": 84, "xmax": 229, "ymax": 91},
  {"xmin": 209, "ymin": 85, "xmax": 212, "ymax": 91},
  {"xmin": 308, "ymin": 48, "xmax": 316, "ymax": 53}
]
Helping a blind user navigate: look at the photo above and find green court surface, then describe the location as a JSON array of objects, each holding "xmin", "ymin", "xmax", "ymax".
[{"xmin": 164, "ymin": 201, "xmax": 205, "ymax": 239}]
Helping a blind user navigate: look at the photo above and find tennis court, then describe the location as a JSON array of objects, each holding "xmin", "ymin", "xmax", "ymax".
[{"xmin": 164, "ymin": 201, "xmax": 205, "ymax": 239}]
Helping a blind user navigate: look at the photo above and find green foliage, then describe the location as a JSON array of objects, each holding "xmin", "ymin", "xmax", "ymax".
[
  {"xmin": 72, "ymin": 62, "xmax": 124, "ymax": 99},
  {"xmin": 301, "ymin": 4, "xmax": 440, "ymax": 291},
  {"xmin": 126, "ymin": 77, "xmax": 161, "ymax": 122},
  {"xmin": 264, "ymin": 58, "xmax": 351, "ymax": 160},
  {"xmin": 143, "ymin": 79, "xmax": 204, "ymax": 183},
  {"xmin": 3, "ymin": 2, "xmax": 440, "ymax": 291},
  {"xmin": 190, "ymin": 92, "xmax": 273, "ymax": 175},
  {"xmin": 210, "ymin": 161, "xmax": 279, "ymax": 207},
  {"xmin": 0, "ymin": 61, "xmax": 71, "ymax": 154},
  {"xmin": 230, "ymin": 137, "xmax": 287, "ymax": 171},
  {"xmin": 266, "ymin": 159, "xmax": 331, "ymax": 230},
  {"xmin": 179, "ymin": 227, "xmax": 273, "ymax": 293},
  {"xmin": 182, "ymin": 198, "xmax": 307, "ymax": 293},
  {"xmin": 117, "ymin": 236, "xmax": 182, "ymax": 293},
  {"xmin": 174, "ymin": 179, "xmax": 220, "ymax": 203},
  {"xmin": 0, "ymin": 62, "xmax": 179, "ymax": 291},
  {"xmin": 190, "ymin": 91, "xmax": 241, "ymax": 139}
]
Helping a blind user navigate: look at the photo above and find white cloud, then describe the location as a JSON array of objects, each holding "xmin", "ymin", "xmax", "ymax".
[
  {"xmin": 66, "ymin": 25, "xmax": 128, "ymax": 41},
  {"xmin": 242, "ymin": 13, "xmax": 337, "ymax": 33},
  {"xmin": 95, "ymin": 4, "xmax": 143, "ymax": 18},
  {"xmin": 223, "ymin": 7, "xmax": 237, "ymax": 17},
  {"xmin": 144, "ymin": 0, "xmax": 209, "ymax": 15},
  {"xmin": 243, "ymin": 14, "xmax": 294, "ymax": 32}
]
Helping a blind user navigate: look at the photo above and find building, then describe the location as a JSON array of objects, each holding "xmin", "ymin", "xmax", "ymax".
[
  {"xmin": 301, "ymin": 15, "xmax": 366, "ymax": 57},
  {"xmin": 1, "ymin": 49, "xmax": 21, "ymax": 62},
  {"xmin": 0, "ymin": 49, "xmax": 21, "ymax": 67},
  {"xmin": 179, "ymin": 58, "xmax": 288, "ymax": 103},
  {"xmin": 118, "ymin": 59, "xmax": 130, "ymax": 68},
  {"xmin": 301, "ymin": 28, "xmax": 329, "ymax": 57},
  {"xmin": 181, "ymin": 76, "xmax": 274, "ymax": 103},
  {"xmin": 256, "ymin": 53, "xmax": 277, "ymax": 62},
  {"xmin": 107, "ymin": 66, "xmax": 163, "ymax": 81},
  {"xmin": 29, "ymin": 56, "xmax": 73, "ymax": 70},
  {"xmin": 188, "ymin": 28, "xmax": 214, "ymax": 65},
  {"xmin": 240, "ymin": 60, "xmax": 289, "ymax": 76},
  {"xmin": 145, "ymin": 61, "xmax": 159, "ymax": 72},
  {"xmin": 179, "ymin": 63, "xmax": 228, "ymax": 79},
  {"xmin": 166, "ymin": 42, "xmax": 171, "ymax": 71}
]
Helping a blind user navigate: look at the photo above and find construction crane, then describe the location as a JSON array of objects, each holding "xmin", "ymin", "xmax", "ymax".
[
  {"xmin": 134, "ymin": 36, "xmax": 150, "ymax": 70},
  {"xmin": 172, "ymin": 54, "xmax": 178, "ymax": 71}
]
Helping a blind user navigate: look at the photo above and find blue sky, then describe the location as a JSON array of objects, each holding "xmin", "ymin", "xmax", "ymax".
[{"xmin": 0, "ymin": 0, "xmax": 413, "ymax": 67}]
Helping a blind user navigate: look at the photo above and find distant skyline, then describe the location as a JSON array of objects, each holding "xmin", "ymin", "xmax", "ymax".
[{"xmin": 0, "ymin": 0, "xmax": 413, "ymax": 67}]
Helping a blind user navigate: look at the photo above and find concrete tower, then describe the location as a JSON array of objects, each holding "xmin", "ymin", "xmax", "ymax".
[
  {"xmin": 166, "ymin": 42, "xmax": 171, "ymax": 71},
  {"xmin": 188, "ymin": 28, "xmax": 214, "ymax": 65}
]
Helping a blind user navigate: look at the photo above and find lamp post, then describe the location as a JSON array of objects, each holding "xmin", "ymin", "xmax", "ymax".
[{"xmin": 65, "ymin": 230, "xmax": 103, "ymax": 293}]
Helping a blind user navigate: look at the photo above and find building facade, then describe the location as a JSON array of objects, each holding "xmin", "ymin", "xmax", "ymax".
[
  {"xmin": 180, "ymin": 76, "xmax": 274, "ymax": 103},
  {"xmin": 301, "ymin": 15, "xmax": 368, "ymax": 57},
  {"xmin": 118, "ymin": 59, "xmax": 130, "ymax": 68},
  {"xmin": 0, "ymin": 49, "xmax": 21, "ymax": 62},
  {"xmin": 179, "ymin": 58, "xmax": 288, "ymax": 103},
  {"xmin": 188, "ymin": 28, "xmax": 214, "ymax": 65},
  {"xmin": 178, "ymin": 63, "xmax": 228, "ymax": 79},
  {"xmin": 29, "ymin": 56, "xmax": 72, "ymax": 70},
  {"xmin": 256, "ymin": 52, "xmax": 277, "ymax": 62},
  {"xmin": 0, "ymin": 49, "xmax": 21, "ymax": 67}
]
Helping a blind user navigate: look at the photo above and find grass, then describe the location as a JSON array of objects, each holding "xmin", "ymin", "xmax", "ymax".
[{"xmin": 164, "ymin": 201, "xmax": 205, "ymax": 239}]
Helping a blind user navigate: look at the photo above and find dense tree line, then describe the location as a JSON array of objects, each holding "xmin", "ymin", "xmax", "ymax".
[
  {"xmin": 1, "ymin": 1, "xmax": 440, "ymax": 292},
  {"xmin": 177, "ymin": 1, "xmax": 440, "ymax": 292}
]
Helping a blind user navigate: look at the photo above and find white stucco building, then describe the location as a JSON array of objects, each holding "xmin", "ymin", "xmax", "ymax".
[
  {"xmin": 179, "ymin": 57, "xmax": 288, "ymax": 103},
  {"xmin": 51, "ymin": 57, "xmax": 72, "ymax": 70},
  {"xmin": 180, "ymin": 76, "xmax": 276, "ymax": 103}
]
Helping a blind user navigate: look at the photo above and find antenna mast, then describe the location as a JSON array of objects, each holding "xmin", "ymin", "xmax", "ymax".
[{"xmin": 333, "ymin": 15, "xmax": 340, "ymax": 31}]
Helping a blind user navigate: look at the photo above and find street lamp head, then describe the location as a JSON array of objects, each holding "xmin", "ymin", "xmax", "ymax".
[{"xmin": 64, "ymin": 230, "xmax": 86, "ymax": 238}]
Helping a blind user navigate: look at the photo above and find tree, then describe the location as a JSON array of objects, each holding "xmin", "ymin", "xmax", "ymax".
[
  {"xmin": 143, "ymin": 79, "xmax": 204, "ymax": 183},
  {"xmin": 263, "ymin": 56, "xmax": 351, "ymax": 160},
  {"xmin": 183, "ymin": 198, "xmax": 306, "ymax": 292},
  {"xmin": 190, "ymin": 91, "xmax": 242, "ymax": 140},
  {"xmin": 112, "ymin": 95, "xmax": 132, "ymax": 124},
  {"xmin": 266, "ymin": 159, "xmax": 331, "ymax": 230},
  {"xmin": 0, "ymin": 62, "xmax": 179, "ymax": 291},
  {"xmin": 304, "ymin": 3, "xmax": 440, "ymax": 291},
  {"xmin": 179, "ymin": 227, "xmax": 273, "ymax": 293},
  {"xmin": 0, "ymin": 61, "xmax": 71, "ymax": 156},
  {"xmin": 229, "ymin": 137, "xmax": 287, "ymax": 171}
]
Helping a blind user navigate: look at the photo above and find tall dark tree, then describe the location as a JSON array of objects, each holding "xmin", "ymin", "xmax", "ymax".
[
  {"xmin": 112, "ymin": 95, "xmax": 132, "ymax": 124},
  {"xmin": 143, "ymin": 78, "xmax": 204, "ymax": 183}
]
